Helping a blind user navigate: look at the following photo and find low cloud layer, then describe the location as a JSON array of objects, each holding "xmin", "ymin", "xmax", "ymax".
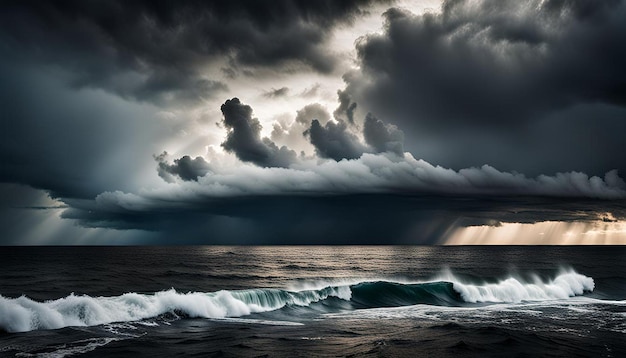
[
  {"xmin": 149, "ymin": 153, "xmax": 626, "ymax": 199},
  {"xmin": 55, "ymin": 153, "xmax": 626, "ymax": 243},
  {"xmin": 59, "ymin": 192, "xmax": 626, "ymax": 244}
]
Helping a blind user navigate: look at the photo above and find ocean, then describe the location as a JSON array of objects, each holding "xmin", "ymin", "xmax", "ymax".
[{"xmin": 1, "ymin": 246, "xmax": 625, "ymax": 357}]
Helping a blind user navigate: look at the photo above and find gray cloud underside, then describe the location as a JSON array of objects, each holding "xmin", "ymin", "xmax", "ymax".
[
  {"xmin": 57, "ymin": 160, "xmax": 625, "ymax": 243},
  {"xmin": 0, "ymin": 0, "xmax": 382, "ymax": 105},
  {"xmin": 58, "ymin": 193, "xmax": 626, "ymax": 244},
  {"xmin": 51, "ymin": 152, "xmax": 626, "ymax": 244}
]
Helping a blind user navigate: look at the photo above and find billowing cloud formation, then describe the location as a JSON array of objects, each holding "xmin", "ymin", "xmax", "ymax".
[
  {"xmin": 0, "ymin": 0, "xmax": 380, "ymax": 105},
  {"xmin": 351, "ymin": 0, "xmax": 626, "ymax": 125},
  {"xmin": 155, "ymin": 152, "xmax": 212, "ymax": 182},
  {"xmin": 145, "ymin": 153, "xmax": 626, "ymax": 199},
  {"xmin": 272, "ymin": 102, "xmax": 405, "ymax": 160},
  {"xmin": 363, "ymin": 113, "xmax": 404, "ymax": 155},
  {"xmin": 221, "ymin": 98, "xmax": 297, "ymax": 167},
  {"xmin": 305, "ymin": 119, "xmax": 369, "ymax": 161},
  {"xmin": 54, "ymin": 153, "xmax": 626, "ymax": 244},
  {"xmin": 341, "ymin": 0, "xmax": 626, "ymax": 175},
  {"xmin": 302, "ymin": 99, "xmax": 404, "ymax": 159}
]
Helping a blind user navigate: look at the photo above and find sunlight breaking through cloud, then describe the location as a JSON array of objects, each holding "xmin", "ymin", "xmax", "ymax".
[{"xmin": 444, "ymin": 221, "xmax": 626, "ymax": 245}]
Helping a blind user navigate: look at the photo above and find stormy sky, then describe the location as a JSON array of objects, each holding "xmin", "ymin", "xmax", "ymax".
[{"xmin": 1, "ymin": 0, "xmax": 625, "ymax": 245}]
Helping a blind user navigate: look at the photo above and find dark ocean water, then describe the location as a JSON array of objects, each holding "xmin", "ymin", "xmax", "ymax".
[{"xmin": 1, "ymin": 246, "xmax": 625, "ymax": 357}]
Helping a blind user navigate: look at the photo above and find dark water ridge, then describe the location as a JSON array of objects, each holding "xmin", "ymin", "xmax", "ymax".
[
  {"xmin": 0, "ymin": 271, "xmax": 596, "ymax": 333},
  {"xmin": 1, "ymin": 246, "xmax": 625, "ymax": 357}
]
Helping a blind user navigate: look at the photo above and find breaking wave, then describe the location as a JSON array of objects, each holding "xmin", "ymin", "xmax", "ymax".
[{"xmin": 0, "ymin": 270, "xmax": 594, "ymax": 333}]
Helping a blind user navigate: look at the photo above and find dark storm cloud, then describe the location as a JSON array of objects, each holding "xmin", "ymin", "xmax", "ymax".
[
  {"xmin": 62, "ymin": 194, "xmax": 453, "ymax": 243},
  {"xmin": 155, "ymin": 152, "xmax": 212, "ymax": 182},
  {"xmin": 341, "ymin": 0, "xmax": 626, "ymax": 175},
  {"xmin": 363, "ymin": 113, "xmax": 404, "ymax": 156},
  {"xmin": 221, "ymin": 98, "xmax": 297, "ymax": 168},
  {"xmin": 50, "ymin": 152, "xmax": 626, "ymax": 243},
  {"xmin": 0, "ymin": 60, "xmax": 172, "ymax": 199},
  {"xmin": 302, "ymin": 105, "xmax": 404, "ymax": 160},
  {"xmin": 304, "ymin": 119, "xmax": 368, "ymax": 161},
  {"xmin": 59, "ymin": 191, "xmax": 626, "ymax": 244},
  {"xmin": 351, "ymin": 0, "xmax": 626, "ymax": 125},
  {"xmin": 3, "ymin": 0, "xmax": 626, "ymax": 245},
  {"xmin": 0, "ymin": 0, "xmax": 381, "ymax": 105}
]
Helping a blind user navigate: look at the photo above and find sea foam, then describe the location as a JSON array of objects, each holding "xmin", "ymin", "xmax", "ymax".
[
  {"xmin": 0, "ymin": 271, "xmax": 594, "ymax": 333},
  {"xmin": 0, "ymin": 287, "xmax": 349, "ymax": 333},
  {"xmin": 446, "ymin": 270, "xmax": 595, "ymax": 303}
]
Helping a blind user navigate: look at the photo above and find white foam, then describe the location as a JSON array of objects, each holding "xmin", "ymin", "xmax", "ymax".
[
  {"xmin": 0, "ymin": 287, "xmax": 346, "ymax": 333},
  {"xmin": 444, "ymin": 270, "xmax": 595, "ymax": 303},
  {"xmin": 0, "ymin": 270, "xmax": 598, "ymax": 333}
]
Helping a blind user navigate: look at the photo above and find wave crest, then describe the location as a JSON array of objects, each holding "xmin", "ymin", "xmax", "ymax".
[
  {"xmin": 449, "ymin": 271, "xmax": 595, "ymax": 303},
  {"xmin": 0, "ymin": 271, "xmax": 594, "ymax": 333}
]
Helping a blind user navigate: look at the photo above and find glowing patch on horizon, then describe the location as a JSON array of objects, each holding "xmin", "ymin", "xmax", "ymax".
[{"xmin": 444, "ymin": 220, "xmax": 626, "ymax": 245}]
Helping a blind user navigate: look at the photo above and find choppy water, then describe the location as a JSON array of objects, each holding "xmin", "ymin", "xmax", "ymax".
[{"xmin": 1, "ymin": 246, "xmax": 625, "ymax": 357}]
